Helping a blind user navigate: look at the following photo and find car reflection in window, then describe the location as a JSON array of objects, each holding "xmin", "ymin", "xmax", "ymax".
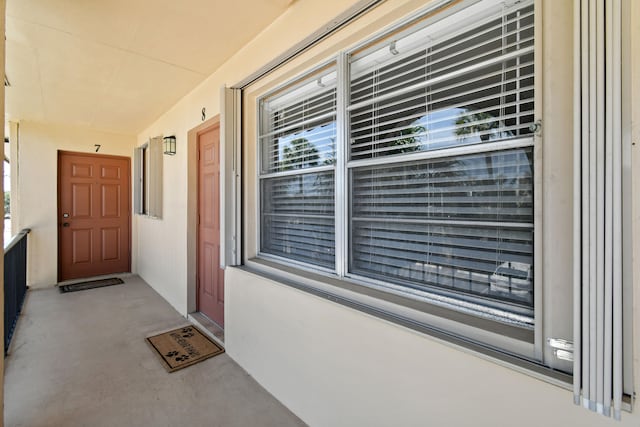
[{"xmin": 489, "ymin": 261, "xmax": 532, "ymax": 304}]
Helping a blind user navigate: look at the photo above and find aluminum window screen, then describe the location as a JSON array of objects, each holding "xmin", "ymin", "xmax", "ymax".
[{"xmin": 259, "ymin": 66, "xmax": 337, "ymax": 268}]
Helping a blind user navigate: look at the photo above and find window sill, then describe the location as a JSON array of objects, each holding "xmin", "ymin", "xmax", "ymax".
[{"xmin": 242, "ymin": 257, "xmax": 574, "ymax": 390}]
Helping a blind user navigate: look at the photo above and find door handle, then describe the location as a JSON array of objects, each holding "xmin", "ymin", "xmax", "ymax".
[{"xmin": 63, "ymin": 223, "xmax": 70, "ymax": 227}]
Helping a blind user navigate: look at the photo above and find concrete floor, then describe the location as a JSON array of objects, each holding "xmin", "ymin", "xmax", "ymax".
[{"xmin": 4, "ymin": 275, "xmax": 306, "ymax": 427}]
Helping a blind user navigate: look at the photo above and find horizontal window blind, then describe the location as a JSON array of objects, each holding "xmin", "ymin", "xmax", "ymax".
[
  {"xmin": 259, "ymin": 66, "xmax": 337, "ymax": 268},
  {"xmin": 349, "ymin": 0, "xmax": 534, "ymax": 161},
  {"xmin": 351, "ymin": 148, "xmax": 533, "ymax": 222},
  {"xmin": 344, "ymin": 0, "xmax": 535, "ymax": 320},
  {"xmin": 260, "ymin": 69, "xmax": 337, "ymax": 174},
  {"xmin": 350, "ymin": 147, "xmax": 534, "ymax": 314},
  {"xmin": 261, "ymin": 172, "xmax": 335, "ymax": 268}
]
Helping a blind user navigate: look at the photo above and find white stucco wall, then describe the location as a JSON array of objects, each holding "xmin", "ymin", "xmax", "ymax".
[
  {"xmin": 225, "ymin": 267, "xmax": 640, "ymax": 427},
  {"xmin": 16, "ymin": 121, "xmax": 134, "ymax": 287}
]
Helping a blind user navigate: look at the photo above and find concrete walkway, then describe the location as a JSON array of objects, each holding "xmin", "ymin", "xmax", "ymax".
[{"xmin": 4, "ymin": 275, "xmax": 306, "ymax": 427}]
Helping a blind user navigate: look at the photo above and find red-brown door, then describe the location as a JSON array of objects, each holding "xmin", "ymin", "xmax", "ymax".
[
  {"xmin": 197, "ymin": 125, "xmax": 225, "ymax": 326},
  {"xmin": 58, "ymin": 151, "xmax": 131, "ymax": 281}
]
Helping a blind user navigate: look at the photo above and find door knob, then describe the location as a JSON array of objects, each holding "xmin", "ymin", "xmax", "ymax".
[{"xmin": 63, "ymin": 223, "xmax": 70, "ymax": 227}]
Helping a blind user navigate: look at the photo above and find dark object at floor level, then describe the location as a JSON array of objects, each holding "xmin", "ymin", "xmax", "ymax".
[{"xmin": 59, "ymin": 277, "xmax": 124, "ymax": 293}]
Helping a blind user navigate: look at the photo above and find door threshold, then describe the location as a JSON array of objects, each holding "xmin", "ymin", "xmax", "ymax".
[{"xmin": 188, "ymin": 312, "xmax": 224, "ymax": 346}]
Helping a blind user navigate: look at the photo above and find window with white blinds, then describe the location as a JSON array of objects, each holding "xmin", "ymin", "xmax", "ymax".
[
  {"xmin": 258, "ymin": 0, "xmax": 536, "ymax": 324},
  {"xmin": 346, "ymin": 0, "xmax": 535, "ymax": 319},
  {"xmin": 259, "ymin": 66, "xmax": 337, "ymax": 268}
]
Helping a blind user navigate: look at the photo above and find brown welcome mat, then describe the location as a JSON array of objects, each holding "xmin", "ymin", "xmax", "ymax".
[
  {"xmin": 146, "ymin": 325, "xmax": 224, "ymax": 372},
  {"xmin": 59, "ymin": 277, "xmax": 124, "ymax": 293}
]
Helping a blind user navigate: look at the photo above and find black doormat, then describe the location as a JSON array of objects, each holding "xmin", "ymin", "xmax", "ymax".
[{"xmin": 58, "ymin": 277, "xmax": 124, "ymax": 293}]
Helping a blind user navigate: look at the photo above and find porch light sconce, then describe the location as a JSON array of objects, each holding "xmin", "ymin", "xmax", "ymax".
[{"xmin": 163, "ymin": 135, "xmax": 176, "ymax": 155}]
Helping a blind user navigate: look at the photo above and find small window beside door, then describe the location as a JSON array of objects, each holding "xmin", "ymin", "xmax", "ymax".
[{"xmin": 134, "ymin": 136, "xmax": 163, "ymax": 218}]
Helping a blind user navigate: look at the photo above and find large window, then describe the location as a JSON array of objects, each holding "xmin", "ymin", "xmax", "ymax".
[
  {"xmin": 347, "ymin": 0, "xmax": 535, "ymax": 321},
  {"xmin": 258, "ymin": 0, "xmax": 539, "ymax": 355}
]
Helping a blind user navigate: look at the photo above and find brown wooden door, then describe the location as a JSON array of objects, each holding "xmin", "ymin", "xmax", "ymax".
[
  {"xmin": 58, "ymin": 151, "xmax": 131, "ymax": 281},
  {"xmin": 197, "ymin": 125, "xmax": 225, "ymax": 326}
]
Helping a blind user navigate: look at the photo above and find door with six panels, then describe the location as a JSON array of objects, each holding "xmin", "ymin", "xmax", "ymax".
[{"xmin": 58, "ymin": 151, "xmax": 131, "ymax": 281}]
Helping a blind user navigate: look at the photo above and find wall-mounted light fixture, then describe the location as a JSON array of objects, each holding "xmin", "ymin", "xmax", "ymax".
[{"xmin": 163, "ymin": 135, "xmax": 176, "ymax": 155}]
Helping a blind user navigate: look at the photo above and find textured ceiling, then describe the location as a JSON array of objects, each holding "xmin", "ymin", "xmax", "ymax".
[{"xmin": 5, "ymin": 0, "xmax": 293, "ymax": 134}]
